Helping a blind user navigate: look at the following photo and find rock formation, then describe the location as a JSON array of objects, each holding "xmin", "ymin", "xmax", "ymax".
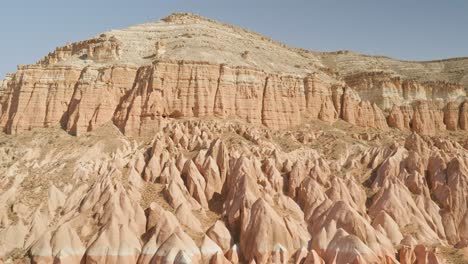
[
  {"xmin": 1, "ymin": 13, "xmax": 466, "ymax": 136},
  {"xmin": 0, "ymin": 12, "xmax": 467, "ymax": 264}
]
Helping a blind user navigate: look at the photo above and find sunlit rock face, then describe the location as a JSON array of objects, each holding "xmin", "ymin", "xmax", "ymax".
[{"xmin": 0, "ymin": 13, "xmax": 467, "ymax": 264}]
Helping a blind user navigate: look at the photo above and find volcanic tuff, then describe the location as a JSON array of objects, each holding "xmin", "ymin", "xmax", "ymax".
[{"xmin": 0, "ymin": 12, "xmax": 467, "ymax": 264}]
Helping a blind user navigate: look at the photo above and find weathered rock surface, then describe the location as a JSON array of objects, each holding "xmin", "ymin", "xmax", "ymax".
[{"xmin": 0, "ymin": 118, "xmax": 466, "ymax": 263}]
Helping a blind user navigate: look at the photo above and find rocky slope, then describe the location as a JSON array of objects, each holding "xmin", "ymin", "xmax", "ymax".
[
  {"xmin": 0, "ymin": 13, "xmax": 467, "ymax": 137},
  {"xmin": 0, "ymin": 13, "xmax": 467, "ymax": 264}
]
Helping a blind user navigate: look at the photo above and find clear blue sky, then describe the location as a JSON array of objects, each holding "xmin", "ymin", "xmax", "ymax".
[{"xmin": 1, "ymin": 0, "xmax": 467, "ymax": 78}]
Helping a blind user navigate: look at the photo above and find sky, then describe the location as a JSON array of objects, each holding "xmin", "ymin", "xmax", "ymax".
[{"xmin": 1, "ymin": 0, "xmax": 467, "ymax": 78}]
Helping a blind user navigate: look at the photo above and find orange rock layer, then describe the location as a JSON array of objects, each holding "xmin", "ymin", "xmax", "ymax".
[{"xmin": 1, "ymin": 61, "xmax": 465, "ymax": 136}]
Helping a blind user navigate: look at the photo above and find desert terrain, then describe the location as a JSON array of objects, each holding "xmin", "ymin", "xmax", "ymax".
[{"xmin": 0, "ymin": 13, "xmax": 467, "ymax": 264}]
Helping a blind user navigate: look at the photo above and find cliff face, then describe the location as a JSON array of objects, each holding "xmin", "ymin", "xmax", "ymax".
[
  {"xmin": 1, "ymin": 63, "xmax": 466, "ymax": 136},
  {"xmin": 112, "ymin": 61, "xmax": 344, "ymax": 136},
  {"xmin": 0, "ymin": 66, "xmax": 83, "ymax": 133},
  {"xmin": 386, "ymin": 101, "xmax": 468, "ymax": 135},
  {"xmin": 343, "ymin": 72, "xmax": 466, "ymax": 110},
  {"xmin": 0, "ymin": 61, "xmax": 399, "ymax": 136}
]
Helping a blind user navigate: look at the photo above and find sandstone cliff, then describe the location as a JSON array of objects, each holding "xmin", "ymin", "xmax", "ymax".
[
  {"xmin": 0, "ymin": 61, "xmax": 392, "ymax": 136},
  {"xmin": 1, "ymin": 61, "xmax": 465, "ymax": 136}
]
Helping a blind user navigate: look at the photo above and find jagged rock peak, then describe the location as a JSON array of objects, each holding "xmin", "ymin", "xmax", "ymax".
[{"xmin": 162, "ymin": 12, "xmax": 220, "ymax": 23}]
